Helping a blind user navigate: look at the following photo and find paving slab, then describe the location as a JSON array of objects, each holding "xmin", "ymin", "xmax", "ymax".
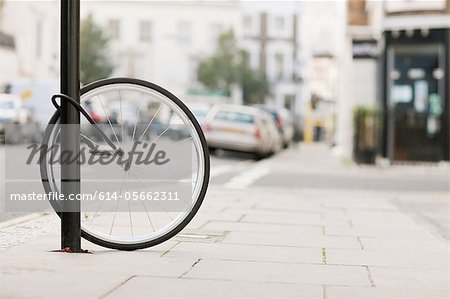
[
  {"xmin": 359, "ymin": 236, "xmax": 448, "ymax": 252},
  {"xmin": 368, "ymin": 267, "xmax": 450, "ymax": 288},
  {"xmin": 184, "ymin": 259, "xmax": 371, "ymax": 286},
  {"xmin": 222, "ymin": 231, "xmax": 362, "ymax": 249},
  {"xmin": 105, "ymin": 276, "xmax": 323, "ymax": 299},
  {"xmin": 326, "ymin": 248, "xmax": 448, "ymax": 269},
  {"xmin": 201, "ymin": 220, "xmax": 323, "ymax": 235},
  {"xmin": 242, "ymin": 212, "xmax": 349, "ymax": 226},
  {"xmin": 163, "ymin": 241, "xmax": 323, "ymax": 264},
  {"xmin": 325, "ymin": 224, "xmax": 437, "ymax": 239},
  {"xmin": 326, "ymin": 286, "xmax": 449, "ymax": 299}
]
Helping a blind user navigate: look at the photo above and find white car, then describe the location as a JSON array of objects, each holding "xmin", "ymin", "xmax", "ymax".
[
  {"xmin": 204, "ymin": 104, "xmax": 280, "ymax": 159},
  {"xmin": 0, "ymin": 94, "xmax": 29, "ymax": 125},
  {"xmin": 0, "ymin": 94, "xmax": 40, "ymax": 143},
  {"xmin": 187, "ymin": 103, "xmax": 211, "ymax": 127},
  {"xmin": 260, "ymin": 110, "xmax": 283, "ymax": 154},
  {"xmin": 255, "ymin": 105, "xmax": 294, "ymax": 148}
]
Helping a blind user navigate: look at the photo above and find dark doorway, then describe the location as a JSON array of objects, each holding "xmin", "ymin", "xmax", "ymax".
[{"xmin": 387, "ymin": 44, "xmax": 446, "ymax": 161}]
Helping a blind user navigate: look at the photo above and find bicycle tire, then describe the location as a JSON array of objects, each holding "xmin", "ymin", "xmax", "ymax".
[{"xmin": 40, "ymin": 78, "xmax": 210, "ymax": 250}]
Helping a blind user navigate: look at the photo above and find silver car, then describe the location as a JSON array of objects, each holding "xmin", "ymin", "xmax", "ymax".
[
  {"xmin": 204, "ymin": 104, "xmax": 281, "ymax": 159},
  {"xmin": 255, "ymin": 105, "xmax": 295, "ymax": 148}
]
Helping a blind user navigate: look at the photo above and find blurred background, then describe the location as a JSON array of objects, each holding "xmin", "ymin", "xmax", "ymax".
[
  {"xmin": 0, "ymin": 0, "xmax": 450, "ymax": 163},
  {"xmin": 0, "ymin": 0, "xmax": 449, "ymax": 164}
]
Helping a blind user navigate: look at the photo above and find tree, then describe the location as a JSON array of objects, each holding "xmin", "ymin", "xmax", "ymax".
[
  {"xmin": 197, "ymin": 30, "xmax": 269, "ymax": 104},
  {"xmin": 239, "ymin": 60, "xmax": 270, "ymax": 105},
  {"xmin": 197, "ymin": 30, "xmax": 239, "ymax": 92},
  {"xmin": 80, "ymin": 14, "xmax": 114, "ymax": 84}
]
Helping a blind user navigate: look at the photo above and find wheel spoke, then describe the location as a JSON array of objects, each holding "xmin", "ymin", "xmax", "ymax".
[
  {"xmin": 150, "ymin": 124, "xmax": 171, "ymax": 144},
  {"xmin": 88, "ymin": 170, "xmax": 122, "ymax": 225},
  {"xmin": 97, "ymin": 94, "xmax": 121, "ymax": 145},
  {"xmin": 131, "ymin": 176, "xmax": 155, "ymax": 232},
  {"xmin": 131, "ymin": 97, "xmax": 141, "ymax": 142},
  {"xmin": 109, "ymin": 170, "xmax": 128, "ymax": 235},
  {"xmin": 131, "ymin": 172, "xmax": 174, "ymax": 221},
  {"xmin": 138, "ymin": 104, "xmax": 162, "ymax": 142},
  {"xmin": 119, "ymin": 90, "xmax": 124, "ymax": 145},
  {"xmin": 177, "ymin": 136, "xmax": 192, "ymax": 144}
]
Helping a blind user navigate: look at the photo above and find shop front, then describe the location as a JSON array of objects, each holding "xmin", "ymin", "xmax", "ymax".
[{"xmin": 383, "ymin": 28, "xmax": 449, "ymax": 162}]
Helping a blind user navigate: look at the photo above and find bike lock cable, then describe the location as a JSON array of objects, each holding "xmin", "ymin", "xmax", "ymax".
[{"xmin": 51, "ymin": 94, "xmax": 123, "ymax": 156}]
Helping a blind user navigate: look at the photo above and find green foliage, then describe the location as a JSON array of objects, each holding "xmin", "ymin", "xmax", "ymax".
[
  {"xmin": 353, "ymin": 106, "xmax": 377, "ymax": 125},
  {"xmin": 353, "ymin": 106, "xmax": 378, "ymax": 150},
  {"xmin": 80, "ymin": 14, "xmax": 114, "ymax": 84},
  {"xmin": 238, "ymin": 60, "xmax": 269, "ymax": 105},
  {"xmin": 197, "ymin": 30, "xmax": 269, "ymax": 104},
  {"xmin": 197, "ymin": 31, "xmax": 238, "ymax": 92}
]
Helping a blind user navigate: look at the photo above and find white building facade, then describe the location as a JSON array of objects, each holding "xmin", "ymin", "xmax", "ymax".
[
  {"xmin": 338, "ymin": 0, "xmax": 450, "ymax": 162},
  {"xmin": 0, "ymin": 0, "xmax": 60, "ymax": 83},
  {"xmin": 239, "ymin": 1, "xmax": 308, "ymax": 115},
  {"xmin": 82, "ymin": 1, "xmax": 241, "ymax": 98}
]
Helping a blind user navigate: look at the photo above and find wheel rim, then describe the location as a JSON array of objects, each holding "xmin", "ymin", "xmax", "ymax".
[{"xmin": 42, "ymin": 81, "xmax": 208, "ymax": 246}]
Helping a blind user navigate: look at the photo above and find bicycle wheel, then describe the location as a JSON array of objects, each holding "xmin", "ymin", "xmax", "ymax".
[{"xmin": 40, "ymin": 78, "xmax": 210, "ymax": 250}]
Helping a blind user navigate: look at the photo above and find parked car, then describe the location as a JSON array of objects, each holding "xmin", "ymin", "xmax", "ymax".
[
  {"xmin": 254, "ymin": 105, "xmax": 294, "ymax": 148},
  {"xmin": 82, "ymin": 99, "xmax": 154, "ymax": 143},
  {"xmin": 166, "ymin": 102, "xmax": 212, "ymax": 141},
  {"xmin": 0, "ymin": 94, "xmax": 41, "ymax": 144},
  {"xmin": 259, "ymin": 110, "xmax": 283, "ymax": 155},
  {"xmin": 0, "ymin": 94, "xmax": 28, "ymax": 124},
  {"xmin": 188, "ymin": 102, "xmax": 211, "ymax": 127},
  {"xmin": 204, "ymin": 104, "xmax": 280, "ymax": 159}
]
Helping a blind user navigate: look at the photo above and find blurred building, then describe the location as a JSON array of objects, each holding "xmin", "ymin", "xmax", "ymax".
[
  {"xmin": 0, "ymin": 31, "xmax": 18, "ymax": 86},
  {"xmin": 82, "ymin": 1, "xmax": 241, "ymax": 98},
  {"xmin": 308, "ymin": 54, "xmax": 339, "ymax": 143},
  {"xmin": 382, "ymin": 0, "xmax": 450, "ymax": 162},
  {"xmin": 239, "ymin": 1, "xmax": 306, "ymax": 115},
  {"xmin": 339, "ymin": 0, "xmax": 450, "ymax": 163},
  {"xmin": 0, "ymin": 0, "xmax": 59, "ymax": 82},
  {"xmin": 301, "ymin": 2, "xmax": 347, "ymax": 144}
]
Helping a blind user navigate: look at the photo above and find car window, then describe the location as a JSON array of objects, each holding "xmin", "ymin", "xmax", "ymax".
[
  {"xmin": 214, "ymin": 111, "xmax": 254, "ymax": 124},
  {"xmin": 191, "ymin": 109, "xmax": 208, "ymax": 119},
  {"xmin": 270, "ymin": 112, "xmax": 279, "ymax": 122}
]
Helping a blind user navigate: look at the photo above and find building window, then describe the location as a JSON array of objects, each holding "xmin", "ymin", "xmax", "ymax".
[
  {"xmin": 210, "ymin": 23, "xmax": 223, "ymax": 42},
  {"xmin": 140, "ymin": 21, "xmax": 152, "ymax": 42},
  {"xmin": 36, "ymin": 20, "xmax": 43, "ymax": 58},
  {"xmin": 108, "ymin": 19, "xmax": 120, "ymax": 39},
  {"xmin": 275, "ymin": 53, "xmax": 284, "ymax": 79},
  {"xmin": 0, "ymin": 32, "xmax": 15, "ymax": 49},
  {"xmin": 284, "ymin": 94, "xmax": 295, "ymax": 111},
  {"xmin": 177, "ymin": 21, "xmax": 191, "ymax": 43},
  {"xmin": 243, "ymin": 15, "xmax": 252, "ymax": 29},
  {"xmin": 275, "ymin": 16, "xmax": 284, "ymax": 30}
]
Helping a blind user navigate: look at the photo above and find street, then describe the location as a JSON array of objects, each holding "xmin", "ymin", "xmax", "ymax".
[
  {"xmin": 4, "ymin": 143, "xmax": 446, "ymax": 233},
  {"xmin": 208, "ymin": 146, "xmax": 449, "ymax": 240},
  {"xmin": 0, "ymin": 143, "xmax": 449, "ymax": 298}
]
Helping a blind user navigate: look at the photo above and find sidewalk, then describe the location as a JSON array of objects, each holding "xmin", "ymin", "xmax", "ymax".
[{"xmin": 1, "ymin": 145, "xmax": 449, "ymax": 299}]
